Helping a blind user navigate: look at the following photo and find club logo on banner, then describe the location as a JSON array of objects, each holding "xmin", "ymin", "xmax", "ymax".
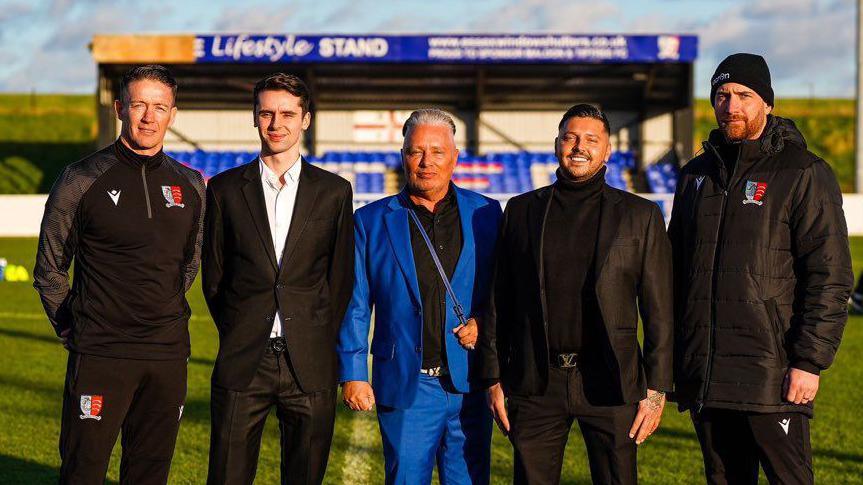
[
  {"xmin": 743, "ymin": 181, "xmax": 768, "ymax": 206},
  {"xmin": 80, "ymin": 395, "xmax": 104, "ymax": 420},
  {"xmin": 657, "ymin": 35, "xmax": 680, "ymax": 60},
  {"xmin": 162, "ymin": 186, "xmax": 185, "ymax": 208}
]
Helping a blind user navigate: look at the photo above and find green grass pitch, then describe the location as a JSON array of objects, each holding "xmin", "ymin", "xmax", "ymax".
[{"xmin": 1, "ymin": 237, "xmax": 861, "ymax": 483}]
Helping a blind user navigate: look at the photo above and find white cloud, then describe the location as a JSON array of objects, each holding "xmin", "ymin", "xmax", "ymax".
[
  {"xmin": 0, "ymin": 0, "xmax": 855, "ymax": 96},
  {"xmin": 462, "ymin": 0, "xmax": 620, "ymax": 32},
  {"xmin": 682, "ymin": 0, "xmax": 854, "ymax": 97},
  {"xmin": 210, "ymin": 6, "xmax": 294, "ymax": 32},
  {"xmin": 2, "ymin": 2, "xmax": 172, "ymax": 92}
]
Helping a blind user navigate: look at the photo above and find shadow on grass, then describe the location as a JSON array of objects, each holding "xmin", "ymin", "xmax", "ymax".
[
  {"xmin": 0, "ymin": 454, "xmax": 119, "ymax": 485},
  {"xmin": 0, "ymin": 327, "xmax": 57, "ymax": 345},
  {"xmin": 0, "ymin": 454, "xmax": 59, "ymax": 484},
  {"xmin": 0, "ymin": 327, "xmax": 216, "ymax": 367},
  {"xmin": 816, "ymin": 447, "xmax": 863, "ymax": 464}
]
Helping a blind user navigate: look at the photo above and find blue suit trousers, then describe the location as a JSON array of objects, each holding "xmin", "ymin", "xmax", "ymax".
[{"xmin": 377, "ymin": 374, "xmax": 492, "ymax": 485}]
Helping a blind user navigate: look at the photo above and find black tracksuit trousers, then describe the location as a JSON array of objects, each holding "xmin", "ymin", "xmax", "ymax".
[
  {"xmin": 58, "ymin": 352, "xmax": 187, "ymax": 485},
  {"xmin": 692, "ymin": 408, "xmax": 813, "ymax": 485}
]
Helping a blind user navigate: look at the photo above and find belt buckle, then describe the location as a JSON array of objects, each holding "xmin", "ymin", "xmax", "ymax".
[
  {"xmin": 556, "ymin": 353, "xmax": 578, "ymax": 368},
  {"xmin": 421, "ymin": 366, "xmax": 447, "ymax": 377},
  {"xmin": 269, "ymin": 337, "xmax": 286, "ymax": 353}
]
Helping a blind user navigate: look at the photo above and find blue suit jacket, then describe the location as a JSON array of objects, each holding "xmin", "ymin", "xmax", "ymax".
[{"xmin": 338, "ymin": 187, "xmax": 502, "ymax": 409}]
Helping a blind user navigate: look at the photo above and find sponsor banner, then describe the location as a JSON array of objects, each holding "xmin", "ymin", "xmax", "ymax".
[{"xmin": 194, "ymin": 34, "xmax": 697, "ymax": 64}]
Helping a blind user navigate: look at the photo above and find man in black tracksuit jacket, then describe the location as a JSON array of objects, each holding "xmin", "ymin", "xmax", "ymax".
[
  {"xmin": 669, "ymin": 54, "xmax": 853, "ymax": 485},
  {"xmin": 33, "ymin": 66, "xmax": 204, "ymax": 484}
]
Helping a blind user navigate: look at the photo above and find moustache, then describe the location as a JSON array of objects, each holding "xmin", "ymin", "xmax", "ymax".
[
  {"xmin": 720, "ymin": 115, "xmax": 747, "ymax": 123},
  {"xmin": 569, "ymin": 151, "xmax": 592, "ymax": 161}
]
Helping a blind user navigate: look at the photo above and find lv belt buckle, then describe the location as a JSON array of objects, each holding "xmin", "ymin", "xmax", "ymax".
[{"xmin": 556, "ymin": 353, "xmax": 578, "ymax": 368}]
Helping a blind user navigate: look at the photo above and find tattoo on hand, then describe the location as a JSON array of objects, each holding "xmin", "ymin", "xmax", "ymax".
[{"xmin": 646, "ymin": 391, "xmax": 665, "ymax": 411}]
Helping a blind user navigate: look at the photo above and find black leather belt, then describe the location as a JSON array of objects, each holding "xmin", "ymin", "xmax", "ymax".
[
  {"xmin": 267, "ymin": 337, "xmax": 287, "ymax": 354},
  {"xmin": 551, "ymin": 352, "xmax": 579, "ymax": 369}
]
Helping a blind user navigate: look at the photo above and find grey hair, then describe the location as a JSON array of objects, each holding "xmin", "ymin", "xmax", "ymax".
[{"xmin": 401, "ymin": 108, "xmax": 457, "ymax": 139}]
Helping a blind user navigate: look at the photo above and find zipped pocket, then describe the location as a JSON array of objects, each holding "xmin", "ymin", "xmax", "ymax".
[{"xmin": 764, "ymin": 298, "xmax": 786, "ymax": 361}]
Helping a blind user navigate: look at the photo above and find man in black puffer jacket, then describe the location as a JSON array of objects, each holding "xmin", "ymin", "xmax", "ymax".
[{"xmin": 669, "ymin": 53, "xmax": 853, "ymax": 485}]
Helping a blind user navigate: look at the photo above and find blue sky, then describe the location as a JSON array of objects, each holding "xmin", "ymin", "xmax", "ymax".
[{"xmin": 0, "ymin": 0, "xmax": 854, "ymax": 98}]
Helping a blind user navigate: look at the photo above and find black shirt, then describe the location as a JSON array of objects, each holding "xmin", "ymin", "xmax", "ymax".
[
  {"xmin": 407, "ymin": 187, "xmax": 463, "ymax": 368},
  {"xmin": 543, "ymin": 167, "xmax": 605, "ymax": 354}
]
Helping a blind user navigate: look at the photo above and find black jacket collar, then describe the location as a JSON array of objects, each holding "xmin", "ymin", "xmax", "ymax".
[{"xmin": 114, "ymin": 138, "xmax": 164, "ymax": 170}]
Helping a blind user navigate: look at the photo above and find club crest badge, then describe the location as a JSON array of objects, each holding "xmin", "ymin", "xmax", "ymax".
[
  {"xmin": 743, "ymin": 180, "xmax": 767, "ymax": 206},
  {"xmin": 80, "ymin": 395, "xmax": 103, "ymax": 420},
  {"xmin": 161, "ymin": 185, "xmax": 185, "ymax": 208}
]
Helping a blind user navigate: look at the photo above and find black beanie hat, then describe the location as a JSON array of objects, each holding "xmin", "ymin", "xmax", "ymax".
[{"xmin": 710, "ymin": 53, "xmax": 774, "ymax": 107}]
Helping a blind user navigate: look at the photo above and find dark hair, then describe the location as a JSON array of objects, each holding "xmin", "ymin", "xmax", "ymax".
[
  {"xmin": 253, "ymin": 73, "xmax": 312, "ymax": 114},
  {"xmin": 118, "ymin": 65, "xmax": 178, "ymax": 105},
  {"xmin": 558, "ymin": 104, "xmax": 611, "ymax": 135}
]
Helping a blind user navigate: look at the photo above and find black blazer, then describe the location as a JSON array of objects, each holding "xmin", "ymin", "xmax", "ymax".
[
  {"xmin": 479, "ymin": 183, "xmax": 673, "ymax": 404},
  {"xmin": 202, "ymin": 159, "xmax": 354, "ymax": 392}
]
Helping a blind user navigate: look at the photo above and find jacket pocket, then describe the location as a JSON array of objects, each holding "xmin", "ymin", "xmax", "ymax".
[
  {"xmin": 73, "ymin": 353, "xmax": 83, "ymax": 384},
  {"xmin": 764, "ymin": 298, "xmax": 786, "ymax": 361},
  {"xmin": 370, "ymin": 339, "xmax": 395, "ymax": 361}
]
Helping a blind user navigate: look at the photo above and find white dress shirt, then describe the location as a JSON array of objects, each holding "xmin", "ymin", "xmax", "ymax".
[{"xmin": 259, "ymin": 156, "xmax": 302, "ymax": 337}]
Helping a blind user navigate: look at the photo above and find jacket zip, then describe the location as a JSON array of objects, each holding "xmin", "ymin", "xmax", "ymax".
[
  {"xmin": 697, "ymin": 141, "xmax": 739, "ymax": 412},
  {"xmin": 141, "ymin": 164, "xmax": 152, "ymax": 219}
]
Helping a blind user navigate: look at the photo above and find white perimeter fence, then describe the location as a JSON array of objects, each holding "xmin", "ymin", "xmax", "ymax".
[{"xmin": 2, "ymin": 193, "xmax": 863, "ymax": 237}]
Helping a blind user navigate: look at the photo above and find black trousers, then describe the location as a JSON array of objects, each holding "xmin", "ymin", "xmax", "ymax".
[
  {"xmin": 207, "ymin": 347, "xmax": 336, "ymax": 485},
  {"xmin": 508, "ymin": 366, "xmax": 638, "ymax": 485},
  {"xmin": 58, "ymin": 352, "xmax": 187, "ymax": 485},
  {"xmin": 692, "ymin": 408, "xmax": 813, "ymax": 485}
]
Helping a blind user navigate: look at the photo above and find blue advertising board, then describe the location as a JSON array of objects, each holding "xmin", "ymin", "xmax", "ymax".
[{"xmin": 193, "ymin": 34, "xmax": 697, "ymax": 64}]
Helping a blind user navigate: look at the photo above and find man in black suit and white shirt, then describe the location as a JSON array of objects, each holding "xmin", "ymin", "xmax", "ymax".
[{"xmin": 202, "ymin": 73, "xmax": 354, "ymax": 485}]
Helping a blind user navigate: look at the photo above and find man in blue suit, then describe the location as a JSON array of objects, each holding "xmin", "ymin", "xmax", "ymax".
[{"xmin": 338, "ymin": 108, "xmax": 502, "ymax": 484}]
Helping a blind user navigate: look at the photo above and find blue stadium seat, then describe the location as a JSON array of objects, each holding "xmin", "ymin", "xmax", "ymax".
[{"xmin": 166, "ymin": 149, "xmax": 657, "ymax": 195}]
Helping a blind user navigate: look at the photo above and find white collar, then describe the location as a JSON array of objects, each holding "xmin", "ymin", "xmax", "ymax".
[{"xmin": 259, "ymin": 155, "xmax": 301, "ymax": 190}]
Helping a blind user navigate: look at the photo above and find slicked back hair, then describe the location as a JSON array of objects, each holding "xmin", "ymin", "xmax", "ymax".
[
  {"xmin": 401, "ymin": 109, "xmax": 457, "ymax": 142},
  {"xmin": 118, "ymin": 65, "xmax": 178, "ymax": 106},
  {"xmin": 558, "ymin": 104, "xmax": 611, "ymax": 135}
]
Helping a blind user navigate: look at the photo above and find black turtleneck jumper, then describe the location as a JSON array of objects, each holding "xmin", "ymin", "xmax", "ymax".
[{"xmin": 543, "ymin": 166, "xmax": 605, "ymax": 355}]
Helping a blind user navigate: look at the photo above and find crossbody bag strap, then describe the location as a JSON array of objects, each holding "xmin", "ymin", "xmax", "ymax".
[{"xmin": 400, "ymin": 194, "xmax": 468, "ymax": 327}]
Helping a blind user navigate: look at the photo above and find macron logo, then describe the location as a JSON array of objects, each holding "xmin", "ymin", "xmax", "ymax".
[
  {"xmin": 107, "ymin": 189, "xmax": 121, "ymax": 206},
  {"xmin": 779, "ymin": 418, "xmax": 791, "ymax": 435},
  {"xmin": 712, "ymin": 72, "xmax": 730, "ymax": 86}
]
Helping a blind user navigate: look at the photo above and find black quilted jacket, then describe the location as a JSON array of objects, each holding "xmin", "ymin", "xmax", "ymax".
[{"xmin": 668, "ymin": 115, "xmax": 853, "ymax": 416}]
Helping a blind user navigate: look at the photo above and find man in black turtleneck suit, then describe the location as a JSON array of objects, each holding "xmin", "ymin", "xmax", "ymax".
[
  {"xmin": 34, "ymin": 65, "xmax": 204, "ymax": 485},
  {"xmin": 478, "ymin": 104, "xmax": 674, "ymax": 485}
]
